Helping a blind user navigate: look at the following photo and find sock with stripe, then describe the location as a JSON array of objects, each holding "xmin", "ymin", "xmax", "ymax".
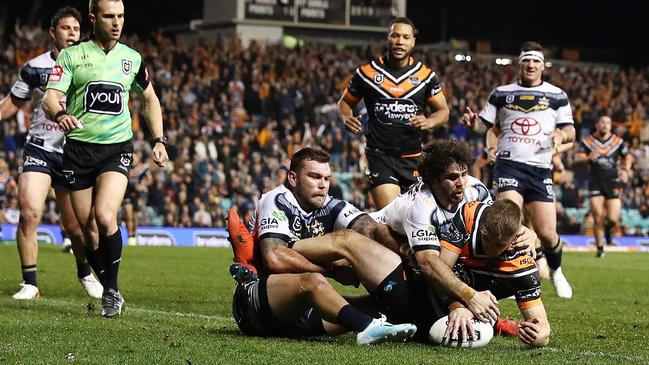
[
  {"xmin": 99, "ymin": 229, "xmax": 123, "ymax": 292},
  {"xmin": 22, "ymin": 265, "xmax": 37, "ymax": 286}
]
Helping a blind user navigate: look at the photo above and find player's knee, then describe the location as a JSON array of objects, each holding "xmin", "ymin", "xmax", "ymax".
[
  {"xmin": 299, "ymin": 273, "xmax": 330, "ymax": 296},
  {"xmin": 19, "ymin": 205, "xmax": 43, "ymax": 226},
  {"xmin": 537, "ymin": 229, "xmax": 558, "ymax": 246},
  {"xmin": 94, "ymin": 211, "xmax": 117, "ymax": 232}
]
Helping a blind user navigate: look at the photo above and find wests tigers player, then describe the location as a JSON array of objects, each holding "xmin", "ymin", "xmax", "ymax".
[
  {"xmin": 440, "ymin": 200, "xmax": 551, "ymax": 347},
  {"xmin": 339, "ymin": 17, "xmax": 449, "ymax": 209},
  {"xmin": 576, "ymin": 116, "xmax": 632, "ymax": 257}
]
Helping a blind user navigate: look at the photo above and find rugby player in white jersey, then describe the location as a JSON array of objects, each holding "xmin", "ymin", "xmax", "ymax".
[
  {"xmin": 461, "ymin": 41, "xmax": 575, "ymax": 298},
  {"xmin": 0, "ymin": 7, "xmax": 102, "ymax": 300},
  {"xmin": 230, "ymin": 148, "xmax": 417, "ymax": 344}
]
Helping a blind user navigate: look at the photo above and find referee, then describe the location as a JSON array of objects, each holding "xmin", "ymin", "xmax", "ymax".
[{"xmin": 44, "ymin": 0, "xmax": 168, "ymax": 318}]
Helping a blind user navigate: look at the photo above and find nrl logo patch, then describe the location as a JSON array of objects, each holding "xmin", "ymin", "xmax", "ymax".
[
  {"xmin": 122, "ymin": 59, "xmax": 132, "ymax": 74},
  {"xmin": 374, "ymin": 73, "xmax": 384, "ymax": 84},
  {"xmin": 506, "ymin": 94, "xmax": 515, "ymax": 103}
]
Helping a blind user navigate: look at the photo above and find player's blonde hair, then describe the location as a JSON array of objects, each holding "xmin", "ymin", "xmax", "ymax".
[{"xmin": 481, "ymin": 200, "xmax": 522, "ymax": 254}]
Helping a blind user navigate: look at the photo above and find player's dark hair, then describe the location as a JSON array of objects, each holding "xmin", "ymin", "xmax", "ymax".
[
  {"xmin": 290, "ymin": 148, "xmax": 330, "ymax": 174},
  {"xmin": 521, "ymin": 41, "xmax": 544, "ymax": 53},
  {"xmin": 418, "ymin": 139, "xmax": 473, "ymax": 185},
  {"xmin": 481, "ymin": 199, "xmax": 522, "ymax": 253},
  {"xmin": 388, "ymin": 17, "xmax": 417, "ymax": 36},
  {"xmin": 89, "ymin": 0, "xmax": 122, "ymax": 15},
  {"xmin": 50, "ymin": 6, "xmax": 82, "ymax": 29}
]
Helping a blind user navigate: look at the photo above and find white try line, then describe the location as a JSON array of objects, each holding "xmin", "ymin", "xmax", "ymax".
[
  {"xmin": 29, "ymin": 297, "xmax": 232, "ymax": 323},
  {"xmin": 541, "ymin": 346, "xmax": 649, "ymax": 362}
]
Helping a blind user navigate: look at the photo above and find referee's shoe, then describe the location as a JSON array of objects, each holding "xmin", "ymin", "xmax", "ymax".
[{"xmin": 101, "ymin": 291, "xmax": 125, "ymax": 318}]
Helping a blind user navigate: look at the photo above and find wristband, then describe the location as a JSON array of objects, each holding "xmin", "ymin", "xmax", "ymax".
[
  {"xmin": 54, "ymin": 110, "xmax": 68, "ymax": 123},
  {"xmin": 458, "ymin": 284, "xmax": 477, "ymax": 304}
]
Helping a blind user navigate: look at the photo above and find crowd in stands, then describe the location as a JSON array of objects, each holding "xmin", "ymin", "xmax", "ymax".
[{"xmin": 1, "ymin": 22, "xmax": 648, "ymax": 236}]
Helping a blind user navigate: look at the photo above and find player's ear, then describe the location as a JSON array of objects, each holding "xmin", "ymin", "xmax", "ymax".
[
  {"xmin": 287, "ymin": 171, "xmax": 298, "ymax": 188},
  {"xmin": 88, "ymin": 12, "xmax": 95, "ymax": 25},
  {"xmin": 48, "ymin": 27, "xmax": 56, "ymax": 41}
]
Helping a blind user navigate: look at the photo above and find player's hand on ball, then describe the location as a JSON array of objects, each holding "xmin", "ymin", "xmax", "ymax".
[
  {"xmin": 467, "ymin": 290, "xmax": 499, "ymax": 323},
  {"xmin": 444, "ymin": 307, "xmax": 476, "ymax": 344}
]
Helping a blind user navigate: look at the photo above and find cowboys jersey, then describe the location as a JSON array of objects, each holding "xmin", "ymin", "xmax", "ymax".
[
  {"xmin": 479, "ymin": 81, "xmax": 573, "ymax": 169},
  {"xmin": 252, "ymin": 185, "xmax": 365, "ymax": 247},
  {"xmin": 370, "ymin": 176, "xmax": 492, "ymax": 252},
  {"xmin": 343, "ymin": 56, "xmax": 442, "ymax": 155},
  {"xmin": 10, "ymin": 51, "xmax": 66, "ymax": 154}
]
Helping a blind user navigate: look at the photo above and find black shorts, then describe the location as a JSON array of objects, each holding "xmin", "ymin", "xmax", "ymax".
[
  {"xmin": 366, "ymin": 148, "xmax": 420, "ymax": 191},
  {"xmin": 232, "ymin": 276, "xmax": 325, "ymax": 338},
  {"xmin": 588, "ymin": 176, "xmax": 622, "ymax": 200},
  {"xmin": 62, "ymin": 139, "xmax": 133, "ymax": 191},
  {"xmin": 20, "ymin": 143, "xmax": 68, "ymax": 191},
  {"xmin": 454, "ymin": 263, "xmax": 542, "ymax": 309},
  {"xmin": 493, "ymin": 159, "xmax": 554, "ymax": 203}
]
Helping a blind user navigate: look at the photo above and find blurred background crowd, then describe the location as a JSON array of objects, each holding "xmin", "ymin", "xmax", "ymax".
[{"xmin": 1, "ymin": 23, "xmax": 648, "ymax": 236}]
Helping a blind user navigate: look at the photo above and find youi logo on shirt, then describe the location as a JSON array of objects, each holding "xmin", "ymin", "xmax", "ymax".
[{"xmin": 84, "ymin": 81, "xmax": 124, "ymax": 115}]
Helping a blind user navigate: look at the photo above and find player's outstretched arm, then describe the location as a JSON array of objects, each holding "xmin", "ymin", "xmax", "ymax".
[
  {"xmin": 416, "ymin": 249, "xmax": 499, "ymax": 323},
  {"xmin": 519, "ymin": 303, "xmax": 551, "ymax": 347},
  {"xmin": 140, "ymin": 84, "xmax": 168, "ymax": 167}
]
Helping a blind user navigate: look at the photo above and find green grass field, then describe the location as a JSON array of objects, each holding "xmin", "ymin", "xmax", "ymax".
[{"xmin": 0, "ymin": 244, "xmax": 648, "ymax": 364}]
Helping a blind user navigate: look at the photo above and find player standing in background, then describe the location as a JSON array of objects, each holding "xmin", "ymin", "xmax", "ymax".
[
  {"xmin": 576, "ymin": 116, "xmax": 632, "ymax": 257},
  {"xmin": 122, "ymin": 150, "xmax": 151, "ymax": 246},
  {"xmin": 462, "ymin": 41, "xmax": 576, "ymax": 298},
  {"xmin": 339, "ymin": 17, "xmax": 449, "ymax": 209},
  {"xmin": 43, "ymin": 0, "xmax": 168, "ymax": 317},
  {"xmin": 0, "ymin": 6, "xmax": 103, "ymax": 300}
]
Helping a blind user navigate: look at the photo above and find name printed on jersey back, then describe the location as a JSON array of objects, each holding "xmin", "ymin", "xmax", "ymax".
[{"xmin": 373, "ymin": 98, "xmax": 417, "ymax": 126}]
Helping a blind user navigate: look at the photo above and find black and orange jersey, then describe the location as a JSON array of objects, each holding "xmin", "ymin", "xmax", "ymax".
[
  {"xmin": 440, "ymin": 201, "xmax": 542, "ymax": 310},
  {"xmin": 342, "ymin": 56, "xmax": 442, "ymax": 155},
  {"xmin": 578, "ymin": 133, "xmax": 627, "ymax": 180}
]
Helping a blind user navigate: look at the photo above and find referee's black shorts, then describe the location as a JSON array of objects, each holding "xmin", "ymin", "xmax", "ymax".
[{"xmin": 62, "ymin": 139, "xmax": 133, "ymax": 190}]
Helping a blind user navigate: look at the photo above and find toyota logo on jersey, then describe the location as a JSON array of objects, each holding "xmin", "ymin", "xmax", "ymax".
[{"xmin": 510, "ymin": 117, "xmax": 541, "ymax": 135}]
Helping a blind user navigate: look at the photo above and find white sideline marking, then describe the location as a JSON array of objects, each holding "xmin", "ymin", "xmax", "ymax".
[
  {"xmin": 541, "ymin": 347, "xmax": 648, "ymax": 362},
  {"xmin": 34, "ymin": 297, "xmax": 231, "ymax": 322}
]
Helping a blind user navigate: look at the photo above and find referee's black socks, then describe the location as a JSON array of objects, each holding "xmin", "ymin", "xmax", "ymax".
[
  {"xmin": 84, "ymin": 246, "xmax": 106, "ymax": 285},
  {"xmin": 545, "ymin": 237, "xmax": 563, "ymax": 271},
  {"xmin": 99, "ymin": 229, "xmax": 123, "ymax": 292}
]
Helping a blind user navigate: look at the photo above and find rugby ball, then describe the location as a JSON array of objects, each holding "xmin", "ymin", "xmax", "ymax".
[{"xmin": 428, "ymin": 315, "xmax": 494, "ymax": 348}]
